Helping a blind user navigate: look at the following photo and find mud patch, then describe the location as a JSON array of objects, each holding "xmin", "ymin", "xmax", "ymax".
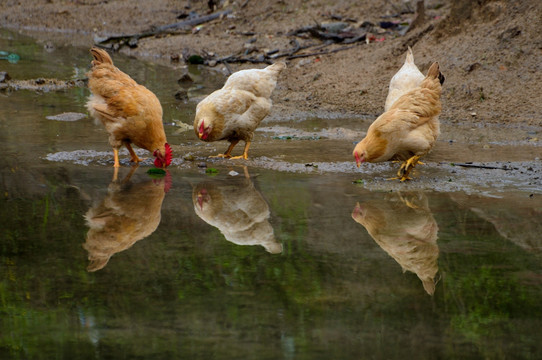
[
  {"xmin": 46, "ymin": 112, "xmax": 87, "ymax": 122},
  {"xmin": 46, "ymin": 149, "xmax": 191, "ymax": 168}
]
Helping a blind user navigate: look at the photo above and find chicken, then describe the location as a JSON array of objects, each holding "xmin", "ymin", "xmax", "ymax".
[
  {"xmin": 192, "ymin": 167, "xmax": 282, "ymax": 253},
  {"xmin": 384, "ymin": 46, "xmax": 425, "ymax": 112},
  {"xmin": 353, "ymin": 62, "xmax": 445, "ymax": 181},
  {"xmin": 351, "ymin": 192, "xmax": 439, "ymax": 295},
  {"xmin": 86, "ymin": 47, "xmax": 172, "ymax": 169},
  {"xmin": 83, "ymin": 167, "xmax": 170, "ymax": 271},
  {"xmin": 194, "ymin": 62, "xmax": 286, "ymax": 159}
]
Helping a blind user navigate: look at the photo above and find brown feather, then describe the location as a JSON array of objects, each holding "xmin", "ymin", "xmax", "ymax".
[
  {"xmin": 353, "ymin": 62, "xmax": 443, "ymax": 165},
  {"xmin": 86, "ymin": 47, "xmax": 167, "ymax": 157}
]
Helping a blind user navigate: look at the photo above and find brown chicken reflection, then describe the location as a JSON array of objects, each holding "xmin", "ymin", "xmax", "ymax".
[
  {"xmin": 192, "ymin": 168, "xmax": 282, "ymax": 254},
  {"xmin": 352, "ymin": 192, "xmax": 439, "ymax": 295},
  {"xmin": 83, "ymin": 167, "xmax": 170, "ymax": 271}
]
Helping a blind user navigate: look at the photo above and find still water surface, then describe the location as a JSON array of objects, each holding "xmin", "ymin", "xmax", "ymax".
[{"xmin": 1, "ymin": 29, "xmax": 542, "ymax": 359}]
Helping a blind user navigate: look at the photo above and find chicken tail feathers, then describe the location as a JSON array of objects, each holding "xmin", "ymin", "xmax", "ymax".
[
  {"xmin": 426, "ymin": 62, "xmax": 445, "ymax": 85},
  {"xmin": 406, "ymin": 46, "xmax": 415, "ymax": 65},
  {"xmin": 267, "ymin": 61, "xmax": 286, "ymax": 75},
  {"xmin": 90, "ymin": 47, "xmax": 114, "ymax": 67}
]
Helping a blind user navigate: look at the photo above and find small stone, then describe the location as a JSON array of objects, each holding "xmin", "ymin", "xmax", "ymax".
[
  {"xmin": 228, "ymin": 170, "xmax": 239, "ymax": 176},
  {"xmin": 183, "ymin": 154, "xmax": 195, "ymax": 161},
  {"xmin": 174, "ymin": 89, "xmax": 188, "ymax": 101},
  {"xmin": 197, "ymin": 162, "xmax": 207, "ymax": 168},
  {"xmin": 207, "ymin": 60, "xmax": 217, "ymax": 67},
  {"xmin": 177, "ymin": 73, "xmax": 194, "ymax": 84},
  {"xmin": 0, "ymin": 72, "xmax": 10, "ymax": 83},
  {"xmin": 470, "ymin": 112, "xmax": 477, "ymax": 117}
]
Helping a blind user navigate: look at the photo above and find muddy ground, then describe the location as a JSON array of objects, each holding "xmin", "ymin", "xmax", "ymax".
[{"xmin": 1, "ymin": 0, "xmax": 541, "ymax": 191}]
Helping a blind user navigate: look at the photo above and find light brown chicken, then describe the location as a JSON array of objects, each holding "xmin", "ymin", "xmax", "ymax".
[
  {"xmin": 384, "ymin": 46, "xmax": 425, "ymax": 112},
  {"xmin": 352, "ymin": 192, "xmax": 439, "ymax": 295},
  {"xmin": 83, "ymin": 167, "xmax": 170, "ymax": 271},
  {"xmin": 353, "ymin": 62, "xmax": 444, "ymax": 181},
  {"xmin": 194, "ymin": 62, "xmax": 286, "ymax": 159},
  {"xmin": 192, "ymin": 168, "xmax": 282, "ymax": 253},
  {"xmin": 86, "ymin": 47, "xmax": 172, "ymax": 169}
]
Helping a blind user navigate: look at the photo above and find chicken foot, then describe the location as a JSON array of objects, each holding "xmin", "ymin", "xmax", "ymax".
[
  {"xmin": 211, "ymin": 140, "xmax": 250, "ymax": 160},
  {"xmin": 210, "ymin": 139, "xmax": 240, "ymax": 158},
  {"xmin": 124, "ymin": 142, "xmax": 144, "ymax": 163},
  {"xmin": 397, "ymin": 155, "xmax": 423, "ymax": 181},
  {"xmin": 112, "ymin": 143, "xmax": 144, "ymax": 168},
  {"xmin": 229, "ymin": 141, "xmax": 250, "ymax": 160}
]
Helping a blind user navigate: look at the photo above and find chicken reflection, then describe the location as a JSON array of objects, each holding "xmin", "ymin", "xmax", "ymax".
[
  {"xmin": 352, "ymin": 192, "xmax": 439, "ymax": 295},
  {"xmin": 192, "ymin": 167, "xmax": 282, "ymax": 254},
  {"xmin": 83, "ymin": 167, "xmax": 170, "ymax": 271}
]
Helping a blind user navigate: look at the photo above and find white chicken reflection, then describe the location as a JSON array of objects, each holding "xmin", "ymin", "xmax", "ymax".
[
  {"xmin": 192, "ymin": 167, "xmax": 282, "ymax": 254},
  {"xmin": 352, "ymin": 192, "xmax": 439, "ymax": 295},
  {"xmin": 83, "ymin": 167, "xmax": 170, "ymax": 271}
]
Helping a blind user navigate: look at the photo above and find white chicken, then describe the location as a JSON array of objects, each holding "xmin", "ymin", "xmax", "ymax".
[
  {"xmin": 194, "ymin": 62, "xmax": 286, "ymax": 159},
  {"xmin": 192, "ymin": 168, "xmax": 282, "ymax": 253},
  {"xmin": 384, "ymin": 46, "xmax": 425, "ymax": 112}
]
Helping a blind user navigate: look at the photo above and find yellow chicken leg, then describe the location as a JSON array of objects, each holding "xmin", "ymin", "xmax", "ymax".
[
  {"xmin": 211, "ymin": 140, "xmax": 239, "ymax": 159},
  {"xmin": 125, "ymin": 142, "xmax": 144, "ymax": 163},
  {"xmin": 229, "ymin": 141, "xmax": 250, "ymax": 160},
  {"xmin": 113, "ymin": 148, "xmax": 120, "ymax": 168},
  {"xmin": 398, "ymin": 155, "xmax": 423, "ymax": 181}
]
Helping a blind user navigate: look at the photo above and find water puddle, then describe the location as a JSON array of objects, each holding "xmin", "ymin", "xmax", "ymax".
[{"xmin": 2, "ymin": 29, "xmax": 542, "ymax": 359}]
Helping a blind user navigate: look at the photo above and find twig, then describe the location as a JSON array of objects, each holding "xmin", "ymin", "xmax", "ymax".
[
  {"xmin": 287, "ymin": 42, "xmax": 363, "ymax": 60},
  {"xmin": 156, "ymin": 9, "xmax": 232, "ymax": 32},
  {"xmin": 215, "ymin": 55, "xmax": 272, "ymax": 64},
  {"xmin": 452, "ymin": 163, "xmax": 516, "ymax": 170},
  {"xmin": 95, "ymin": 9, "xmax": 232, "ymax": 48}
]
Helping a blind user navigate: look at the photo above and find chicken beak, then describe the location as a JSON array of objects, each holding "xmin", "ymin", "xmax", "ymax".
[
  {"xmin": 198, "ymin": 132, "xmax": 203, "ymax": 139},
  {"xmin": 354, "ymin": 152, "xmax": 363, "ymax": 167}
]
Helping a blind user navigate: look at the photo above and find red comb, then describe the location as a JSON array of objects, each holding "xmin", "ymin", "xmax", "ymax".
[
  {"xmin": 153, "ymin": 143, "xmax": 173, "ymax": 168},
  {"xmin": 164, "ymin": 143, "xmax": 172, "ymax": 167},
  {"xmin": 199, "ymin": 121, "xmax": 204, "ymax": 134}
]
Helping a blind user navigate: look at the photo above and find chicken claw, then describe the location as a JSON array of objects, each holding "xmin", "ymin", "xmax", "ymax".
[
  {"xmin": 211, "ymin": 140, "xmax": 250, "ymax": 160},
  {"xmin": 210, "ymin": 153, "xmax": 232, "ymax": 159},
  {"xmin": 398, "ymin": 155, "xmax": 423, "ymax": 181}
]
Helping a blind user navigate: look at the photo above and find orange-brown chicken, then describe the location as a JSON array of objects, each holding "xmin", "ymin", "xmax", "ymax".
[
  {"xmin": 86, "ymin": 47, "xmax": 172, "ymax": 169},
  {"xmin": 83, "ymin": 167, "xmax": 170, "ymax": 271},
  {"xmin": 353, "ymin": 62, "xmax": 445, "ymax": 181},
  {"xmin": 352, "ymin": 192, "xmax": 439, "ymax": 295},
  {"xmin": 194, "ymin": 62, "xmax": 286, "ymax": 159}
]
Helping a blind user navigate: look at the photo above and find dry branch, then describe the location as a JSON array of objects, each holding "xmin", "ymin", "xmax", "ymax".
[{"xmin": 95, "ymin": 9, "xmax": 232, "ymax": 49}]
